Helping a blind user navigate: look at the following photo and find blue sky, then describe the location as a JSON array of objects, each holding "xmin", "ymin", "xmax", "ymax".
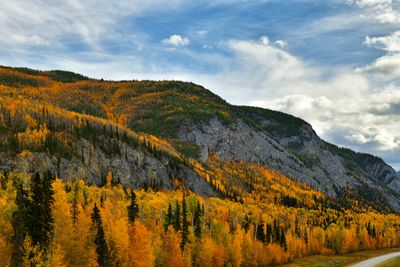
[{"xmin": 1, "ymin": 0, "xmax": 400, "ymax": 169}]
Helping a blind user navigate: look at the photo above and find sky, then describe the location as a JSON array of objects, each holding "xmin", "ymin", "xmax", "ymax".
[{"xmin": 1, "ymin": 0, "xmax": 400, "ymax": 169}]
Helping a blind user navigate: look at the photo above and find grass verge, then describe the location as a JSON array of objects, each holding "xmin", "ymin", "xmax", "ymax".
[{"xmin": 282, "ymin": 248, "xmax": 400, "ymax": 267}]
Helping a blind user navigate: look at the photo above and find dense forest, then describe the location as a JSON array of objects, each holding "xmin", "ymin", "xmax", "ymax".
[{"xmin": 1, "ymin": 171, "xmax": 400, "ymax": 266}]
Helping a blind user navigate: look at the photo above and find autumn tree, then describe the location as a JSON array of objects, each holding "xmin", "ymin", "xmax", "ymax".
[{"xmin": 127, "ymin": 221, "xmax": 154, "ymax": 267}]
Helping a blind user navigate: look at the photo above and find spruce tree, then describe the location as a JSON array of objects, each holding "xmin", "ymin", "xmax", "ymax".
[
  {"xmin": 71, "ymin": 183, "xmax": 79, "ymax": 225},
  {"xmin": 193, "ymin": 201, "xmax": 202, "ymax": 238},
  {"xmin": 127, "ymin": 190, "xmax": 139, "ymax": 223},
  {"xmin": 28, "ymin": 171, "xmax": 54, "ymax": 251},
  {"xmin": 11, "ymin": 184, "xmax": 30, "ymax": 266},
  {"xmin": 256, "ymin": 220, "xmax": 265, "ymax": 243},
  {"xmin": 173, "ymin": 201, "xmax": 181, "ymax": 231},
  {"xmin": 164, "ymin": 203, "xmax": 173, "ymax": 231},
  {"xmin": 181, "ymin": 195, "xmax": 189, "ymax": 251},
  {"xmin": 91, "ymin": 204, "xmax": 109, "ymax": 267}
]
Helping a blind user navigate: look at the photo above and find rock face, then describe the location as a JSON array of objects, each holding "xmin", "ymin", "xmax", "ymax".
[
  {"xmin": 179, "ymin": 117, "xmax": 400, "ymax": 211},
  {"xmin": 0, "ymin": 138, "xmax": 216, "ymax": 197}
]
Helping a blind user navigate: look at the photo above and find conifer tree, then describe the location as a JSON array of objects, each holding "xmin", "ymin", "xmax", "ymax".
[
  {"xmin": 28, "ymin": 171, "xmax": 54, "ymax": 252},
  {"xmin": 71, "ymin": 182, "xmax": 79, "ymax": 225},
  {"xmin": 256, "ymin": 219, "xmax": 265, "ymax": 243},
  {"xmin": 11, "ymin": 184, "xmax": 30, "ymax": 266},
  {"xmin": 173, "ymin": 201, "xmax": 181, "ymax": 231},
  {"xmin": 193, "ymin": 201, "xmax": 202, "ymax": 238},
  {"xmin": 127, "ymin": 190, "xmax": 139, "ymax": 223},
  {"xmin": 164, "ymin": 203, "xmax": 173, "ymax": 231},
  {"xmin": 91, "ymin": 204, "xmax": 109, "ymax": 267},
  {"xmin": 181, "ymin": 195, "xmax": 189, "ymax": 251}
]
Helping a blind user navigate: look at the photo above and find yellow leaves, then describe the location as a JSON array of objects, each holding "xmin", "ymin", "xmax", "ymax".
[
  {"xmin": 127, "ymin": 221, "xmax": 154, "ymax": 267},
  {"xmin": 194, "ymin": 236, "xmax": 222, "ymax": 267},
  {"xmin": 22, "ymin": 236, "xmax": 44, "ymax": 266},
  {"xmin": 2, "ymin": 169, "xmax": 400, "ymax": 266},
  {"xmin": 105, "ymin": 172, "xmax": 113, "ymax": 188},
  {"xmin": 162, "ymin": 228, "xmax": 185, "ymax": 267},
  {"xmin": 17, "ymin": 123, "xmax": 49, "ymax": 149}
]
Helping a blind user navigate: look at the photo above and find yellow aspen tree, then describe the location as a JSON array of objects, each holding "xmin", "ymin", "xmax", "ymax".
[{"xmin": 127, "ymin": 221, "xmax": 154, "ymax": 267}]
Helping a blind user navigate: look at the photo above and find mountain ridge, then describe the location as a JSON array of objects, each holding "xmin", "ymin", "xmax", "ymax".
[{"xmin": 0, "ymin": 65, "xmax": 399, "ymax": 211}]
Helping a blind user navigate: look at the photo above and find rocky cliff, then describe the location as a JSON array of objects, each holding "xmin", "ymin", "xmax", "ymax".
[
  {"xmin": 179, "ymin": 106, "xmax": 400, "ymax": 210},
  {"xmin": 0, "ymin": 66, "xmax": 399, "ymax": 211}
]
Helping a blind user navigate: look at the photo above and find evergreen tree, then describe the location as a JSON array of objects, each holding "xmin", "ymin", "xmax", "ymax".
[
  {"xmin": 11, "ymin": 184, "xmax": 30, "ymax": 266},
  {"xmin": 91, "ymin": 204, "xmax": 109, "ymax": 267},
  {"xmin": 256, "ymin": 219, "xmax": 265, "ymax": 243},
  {"xmin": 164, "ymin": 203, "xmax": 173, "ymax": 231},
  {"xmin": 71, "ymin": 183, "xmax": 79, "ymax": 225},
  {"xmin": 173, "ymin": 201, "xmax": 181, "ymax": 231},
  {"xmin": 127, "ymin": 190, "xmax": 139, "ymax": 223},
  {"xmin": 28, "ymin": 171, "xmax": 54, "ymax": 251},
  {"xmin": 181, "ymin": 195, "xmax": 189, "ymax": 251},
  {"xmin": 193, "ymin": 201, "xmax": 202, "ymax": 238}
]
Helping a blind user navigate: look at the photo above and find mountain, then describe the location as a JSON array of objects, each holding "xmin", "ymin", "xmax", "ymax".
[{"xmin": 0, "ymin": 65, "xmax": 399, "ymax": 211}]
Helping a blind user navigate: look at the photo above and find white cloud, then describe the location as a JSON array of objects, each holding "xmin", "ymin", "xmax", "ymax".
[
  {"xmin": 364, "ymin": 31, "xmax": 400, "ymax": 52},
  {"xmin": 0, "ymin": 0, "xmax": 186, "ymax": 49},
  {"xmin": 259, "ymin": 36, "xmax": 270, "ymax": 46},
  {"xmin": 354, "ymin": 0, "xmax": 392, "ymax": 8},
  {"xmin": 359, "ymin": 32, "xmax": 400, "ymax": 79},
  {"xmin": 275, "ymin": 40, "xmax": 287, "ymax": 49},
  {"xmin": 352, "ymin": 0, "xmax": 400, "ymax": 23},
  {"xmin": 356, "ymin": 54, "xmax": 400, "ymax": 79},
  {"xmin": 196, "ymin": 30, "xmax": 208, "ymax": 37},
  {"xmin": 161, "ymin": 34, "xmax": 190, "ymax": 46},
  {"xmin": 10, "ymin": 34, "xmax": 50, "ymax": 46}
]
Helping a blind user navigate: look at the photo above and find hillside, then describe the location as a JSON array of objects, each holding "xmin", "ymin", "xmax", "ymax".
[
  {"xmin": 1, "ymin": 66, "xmax": 400, "ymax": 266},
  {"xmin": 0, "ymin": 65, "xmax": 399, "ymax": 212}
]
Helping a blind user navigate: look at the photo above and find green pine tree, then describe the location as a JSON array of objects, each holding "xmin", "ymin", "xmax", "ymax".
[
  {"xmin": 164, "ymin": 203, "xmax": 173, "ymax": 231},
  {"xmin": 11, "ymin": 183, "xmax": 30, "ymax": 266},
  {"xmin": 28, "ymin": 171, "xmax": 54, "ymax": 252},
  {"xmin": 181, "ymin": 195, "xmax": 189, "ymax": 251},
  {"xmin": 193, "ymin": 201, "xmax": 202, "ymax": 238},
  {"xmin": 127, "ymin": 190, "xmax": 139, "ymax": 223},
  {"xmin": 71, "ymin": 182, "xmax": 79, "ymax": 225},
  {"xmin": 173, "ymin": 201, "xmax": 181, "ymax": 232},
  {"xmin": 91, "ymin": 204, "xmax": 109, "ymax": 267}
]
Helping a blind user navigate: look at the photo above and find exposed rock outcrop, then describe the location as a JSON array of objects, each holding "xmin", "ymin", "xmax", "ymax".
[
  {"xmin": 0, "ymin": 138, "xmax": 216, "ymax": 197},
  {"xmin": 179, "ymin": 117, "xmax": 400, "ymax": 210}
]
